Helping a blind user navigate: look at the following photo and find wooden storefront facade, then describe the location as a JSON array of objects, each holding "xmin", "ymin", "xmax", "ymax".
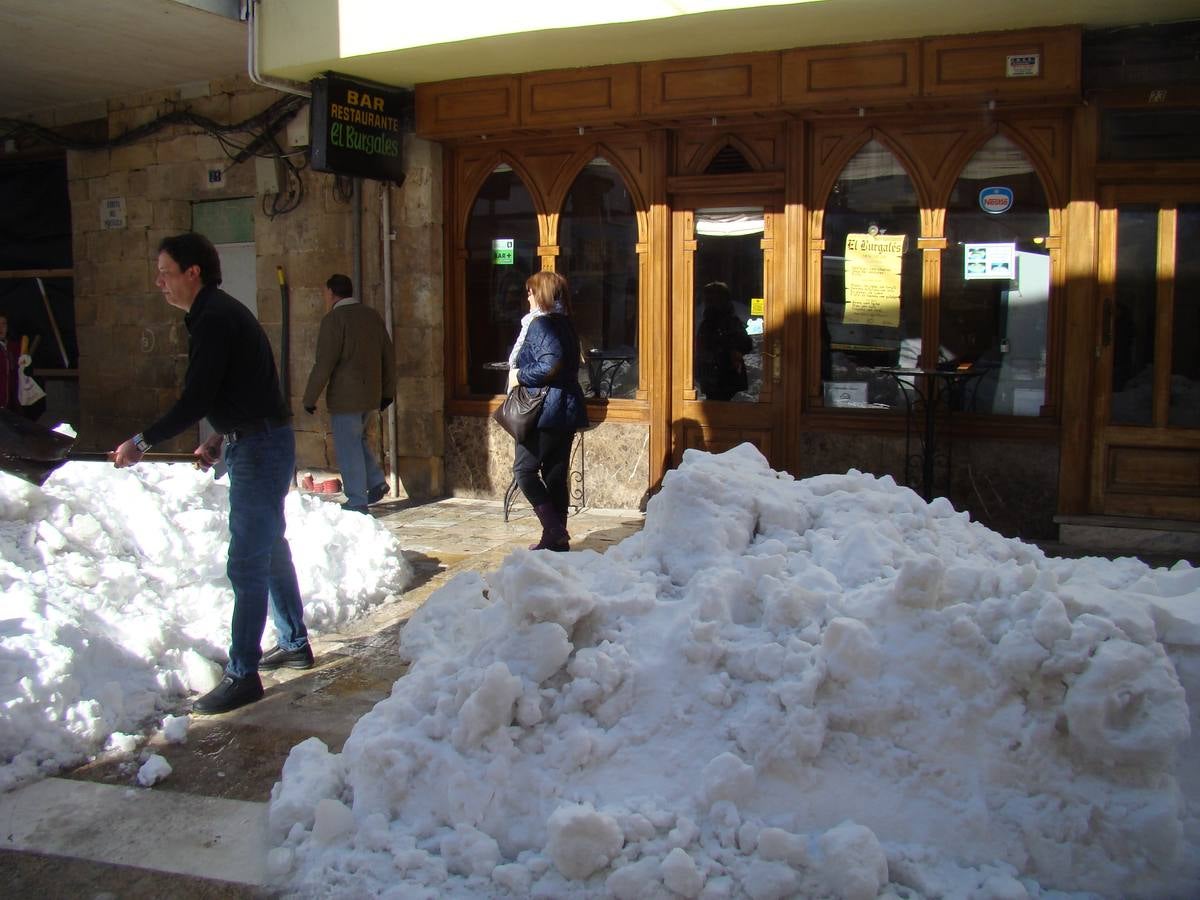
[{"xmin": 417, "ymin": 25, "xmax": 1200, "ymax": 536}]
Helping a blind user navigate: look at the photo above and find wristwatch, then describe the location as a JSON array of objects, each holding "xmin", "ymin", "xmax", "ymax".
[{"xmin": 132, "ymin": 433, "xmax": 151, "ymax": 453}]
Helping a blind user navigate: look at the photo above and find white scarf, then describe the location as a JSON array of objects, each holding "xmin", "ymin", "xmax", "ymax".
[{"xmin": 508, "ymin": 308, "xmax": 546, "ymax": 370}]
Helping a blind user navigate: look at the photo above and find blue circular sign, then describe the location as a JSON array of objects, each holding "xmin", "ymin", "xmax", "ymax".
[{"xmin": 979, "ymin": 186, "xmax": 1014, "ymax": 214}]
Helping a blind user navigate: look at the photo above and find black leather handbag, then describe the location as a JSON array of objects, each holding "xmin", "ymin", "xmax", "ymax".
[{"xmin": 491, "ymin": 385, "xmax": 546, "ymax": 442}]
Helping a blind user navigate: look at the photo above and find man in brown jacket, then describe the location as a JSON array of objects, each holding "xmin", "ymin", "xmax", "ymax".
[{"xmin": 302, "ymin": 274, "xmax": 396, "ymax": 513}]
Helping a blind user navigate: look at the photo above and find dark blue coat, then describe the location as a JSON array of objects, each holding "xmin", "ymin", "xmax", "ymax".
[{"xmin": 515, "ymin": 313, "xmax": 589, "ymax": 432}]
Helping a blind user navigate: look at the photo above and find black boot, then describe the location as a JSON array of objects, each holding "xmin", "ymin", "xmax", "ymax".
[{"xmin": 530, "ymin": 501, "xmax": 570, "ymax": 551}]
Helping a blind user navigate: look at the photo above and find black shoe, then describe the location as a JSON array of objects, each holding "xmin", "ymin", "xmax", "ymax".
[
  {"xmin": 341, "ymin": 502, "xmax": 368, "ymax": 514},
  {"xmin": 193, "ymin": 673, "xmax": 264, "ymax": 715},
  {"xmin": 260, "ymin": 643, "xmax": 315, "ymax": 671},
  {"xmin": 367, "ymin": 482, "xmax": 388, "ymax": 504}
]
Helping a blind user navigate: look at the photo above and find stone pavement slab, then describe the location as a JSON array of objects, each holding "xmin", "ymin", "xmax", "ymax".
[{"xmin": 0, "ymin": 777, "xmax": 268, "ymax": 886}]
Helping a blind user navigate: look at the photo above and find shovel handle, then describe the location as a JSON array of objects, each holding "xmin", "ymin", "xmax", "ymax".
[{"xmin": 68, "ymin": 450, "xmax": 201, "ymax": 464}]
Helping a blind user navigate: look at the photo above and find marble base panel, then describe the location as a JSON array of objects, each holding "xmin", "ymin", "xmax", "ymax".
[{"xmin": 445, "ymin": 416, "xmax": 649, "ymax": 511}]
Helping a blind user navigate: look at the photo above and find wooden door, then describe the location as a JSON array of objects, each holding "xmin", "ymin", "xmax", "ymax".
[
  {"xmin": 670, "ymin": 201, "xmax": 786, "ymax": 467},
  {"xmin": 1090, "ymin": 185, "xmax": 1200, "ymax": 520}
]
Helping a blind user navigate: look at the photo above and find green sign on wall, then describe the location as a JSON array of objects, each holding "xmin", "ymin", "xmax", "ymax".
[{"xmin": 493, "ymin": 239, "xmax": 515, "ymax": 265}]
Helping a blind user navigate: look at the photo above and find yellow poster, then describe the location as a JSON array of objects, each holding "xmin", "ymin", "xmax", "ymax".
[{"xmin": 844, "ymin": 233, "xmax": 905, "ymax": 327}]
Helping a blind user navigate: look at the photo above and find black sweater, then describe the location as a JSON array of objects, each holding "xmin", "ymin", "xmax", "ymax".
[{"xmin": 143, "ymin": 285, "xmax": 288, "ymax": 446}]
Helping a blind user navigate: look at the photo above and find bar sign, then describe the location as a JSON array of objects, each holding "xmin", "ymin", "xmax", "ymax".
[
  {"xmin": 1006, "ymin": 53, "xmax": 1040, "ymax": 78},
  {"xmin": 493, "ymin": 239, "xmax": 514, "ymax": 265}
]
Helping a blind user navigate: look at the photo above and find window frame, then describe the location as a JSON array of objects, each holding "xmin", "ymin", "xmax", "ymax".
[
  {"xmin": 447, "ymin": 137, "xmax": 654, "ymax": 422},
  {"xmin": 808, "ymin": 120, "xmax": 1066, "ymax": 426}
]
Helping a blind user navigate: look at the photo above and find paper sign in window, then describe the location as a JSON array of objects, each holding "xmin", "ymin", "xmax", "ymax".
[
  {"xmin": 964, "ymin": 243, "xmax": 1015, "ymax": 280},
  {"xmin": 843, "ymin": 234, "xmax": 905, "ymax": 327}
]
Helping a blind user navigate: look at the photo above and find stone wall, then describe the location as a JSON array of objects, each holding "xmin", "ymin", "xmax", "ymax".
[{"xmin": 65, "ymin": 75, "xmax": 443, "ymax": 499}]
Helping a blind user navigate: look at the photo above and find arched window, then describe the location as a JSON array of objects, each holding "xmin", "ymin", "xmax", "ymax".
[
  {"xmin": 465, "ymin": 164, "xmax": 538, "ymax": 396},
  {"xmin": 820, "ymin": 139, "xmax": 922, "ymax": 408},
  {"xmin": 943, "ymin": 134, "xmax": 1050, "ymax": 416},
  {"xmin": 557, "ymin": 157, "xmax": 639, "ymax": 399}
]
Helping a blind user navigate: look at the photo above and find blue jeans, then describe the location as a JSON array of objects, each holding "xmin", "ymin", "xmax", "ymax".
[
  {"xmin": 331, "ymin": 411, "xmax": 385, "ymax": 507},
  {"xmin": 224, "ymin": 423, "xmax": 307, "ymax": 678}
]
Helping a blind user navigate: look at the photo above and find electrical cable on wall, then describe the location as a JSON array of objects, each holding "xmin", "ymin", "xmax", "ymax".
[
  {"xmin": 0, "ymin": 94, "xmax": 306, "ymax": 159},
  {"xmin": 260, "ymin": 132, "xmax": 305, "ymax": 220},
  {"xmin": 3, "ymin": 95, "xmax": 311, "ymax": 219}
]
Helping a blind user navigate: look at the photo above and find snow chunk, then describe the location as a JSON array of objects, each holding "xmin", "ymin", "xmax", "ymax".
[
  {"xmin": 1064, "ymin": 638, "xmax": 1190, "ymax": 765},
  {"xmin": 661, "ymin": 847, "xmax": 705, "ymax": 897},
  {"xmin": 546, "ymin": 803, "xmax": 623, "ymax": 880},
  {"xmin": 817, "ymin": 821, "xmax": 887, "ymax": 900},
  {"xmin": 160, "ymin": 714, "xmax": 189, "ymax": 745},
  {"xmin": 493, "ymin": 551, "xmax": 596, "ymax": 629},
  {"xmin": 822, "ymin": 617, "xmax": 881, "ymax": 680},
  {"xmin": 136, "ymin": 753, "xmax": 171, "ymax": 787},
  {"xmin": 441, "ymin": 824, "xmax": 501, "ymax": 876},
  {"xmin": 702, "ymin": 752, "xmax": 756, "ymax": 807},
  {"xmin": 312, "ymin": 797, "xmax": 355, "ymax": 844},
  {"xmin": 268, "ymin": 737, "xmax": 344, "ymax": 840},
  {"xmin": 452, "ymin": 661, "xmax": 522, "ymax": 750}
]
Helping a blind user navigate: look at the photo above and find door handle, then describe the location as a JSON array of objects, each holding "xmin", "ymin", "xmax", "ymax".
[{"xmin": 760, "ymin": 339, "xmax": 782, "ymax": 382}]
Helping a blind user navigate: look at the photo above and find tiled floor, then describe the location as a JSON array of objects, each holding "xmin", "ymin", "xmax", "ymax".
[{"xmin": 1, "ymin": 496, "xmax": 645, "ymax": 898}]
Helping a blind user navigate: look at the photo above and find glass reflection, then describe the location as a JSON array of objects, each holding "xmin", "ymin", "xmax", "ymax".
[
  {"xmin": 1111, "ymin": 205, "xmax": 1157, "ymax": 425},
  {"xmin": 465, "ymin": 164, "xmax": 538, "ymax": 395},
  {"xmin": 944, "ymin": 135, "xmax": 1050, "ymax": 416},
  {"xmin": 558, "ymin": 158, "xmax": 640, "ymax": 399},
  {"xmin": 1170, "ymin": 204, "xmax": 1200, "ymax": 427},
  {"xmin": 821, "ymin": 140, "xmax": 921, "ymax": 410},
  {"xmin": 693, "ymin": 208, "xmax": 763, "ymax": 402}
]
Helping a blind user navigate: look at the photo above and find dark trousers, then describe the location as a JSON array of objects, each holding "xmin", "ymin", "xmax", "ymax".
[{"xmin": 514, "ymin": 427, "xmax": 575, "ymax": 517}]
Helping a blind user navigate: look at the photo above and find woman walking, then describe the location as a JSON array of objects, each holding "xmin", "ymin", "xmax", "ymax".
[{"xmin": 508, "ymin": 271, "xmax": 588, "ymax": 551}]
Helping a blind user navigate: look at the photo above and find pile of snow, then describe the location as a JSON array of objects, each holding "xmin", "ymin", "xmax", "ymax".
[
  {"xmin": 269, "ymin": 444, "xmax": 1198, "ymax": 898},
  {"xmin": 0, "ymin": 456, "xmax": 411, "ymax": 792}
]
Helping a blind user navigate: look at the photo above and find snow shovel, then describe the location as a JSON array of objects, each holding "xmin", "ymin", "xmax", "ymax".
[{"xmin": 0, "ymin": 409, "xmax": 197, "ymax": 487}]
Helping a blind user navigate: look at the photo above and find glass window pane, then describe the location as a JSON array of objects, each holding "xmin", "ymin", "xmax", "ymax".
[
  {"xmin": 693, "ymin": 208, "xmax": 763, "ymax": 403},
  {"xmin": 1111, "ymin": 205, "xmax": 1158, "ymax": 425},
  {"xmin": 821, "ymin": 140, "xmax": 921, "ymax": 410},
  {"xmin": 1100, "ymin": 109, "xmax": 1200, "ymax": 162},
  {"xmin": 465, "ymin": 165, "xmax": 539, "ymax": 396},
  {"xmin": 943, "ymin": 135, "xmax": 1050, "ymax": 416},
  {"xmin": 1169, "ymin": 203, "xmax": 1200, "ymax": 427},
  {"xmin": 558, "ymin": 158, "xmax": 640, "ymax": 399}
]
